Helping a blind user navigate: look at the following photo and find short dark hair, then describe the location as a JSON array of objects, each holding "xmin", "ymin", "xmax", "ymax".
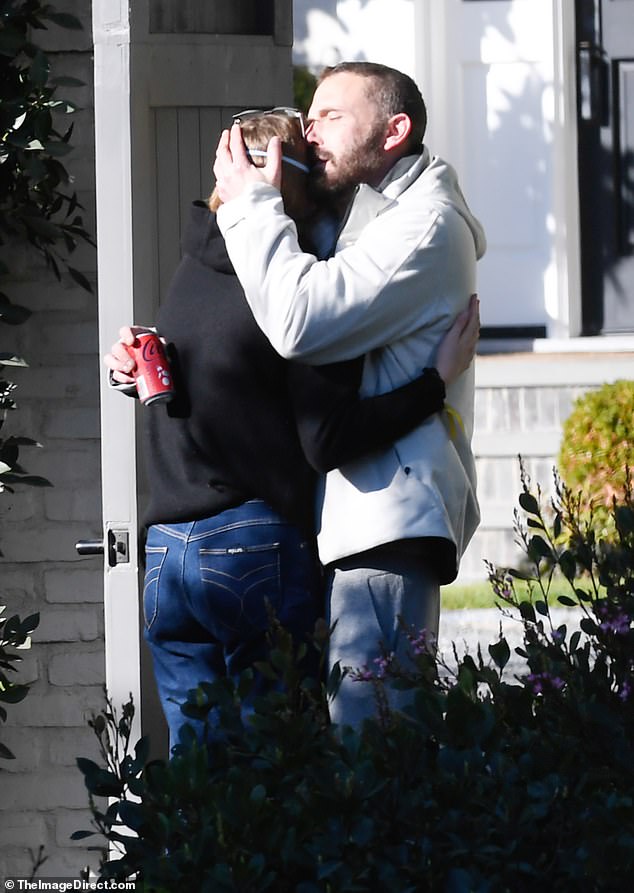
[{"xmin": 317, "ymin": 62, "xmax": 427, "ymax": 149}]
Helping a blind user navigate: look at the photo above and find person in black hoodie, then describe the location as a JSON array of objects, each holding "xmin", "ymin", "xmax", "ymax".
[{"xmin": 105, "ymin": 112, "xmax": 479, "ymax": 749}]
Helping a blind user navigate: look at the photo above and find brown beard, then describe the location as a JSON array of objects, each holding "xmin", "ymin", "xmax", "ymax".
[{"xmin": 308, "ymin": 121, "xmax": 387, "ymax": 211}]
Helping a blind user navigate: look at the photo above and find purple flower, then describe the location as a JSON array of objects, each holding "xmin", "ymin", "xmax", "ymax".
[
  {"xmin": 492, "ymin": 574, "xmax": 513, "ymax": 600},
  {"xmin": 349, "ymin": 654, "xmax": 394, "ymax": 683},
  {"xmin": 525, "ymin": 672, "xmax": 565, "ymax": 695},
  {"xmin": 408, "ymin": 628, "xmax": 436, "ymax": 655},
  {"xmin": 598, "ymin": 611, "xmax": 631, "ymax": 636},
  {"xmin": 349, "ymin": 666, "xmax": 375, "ymax": 683},
  {"xmin": 528, "ymin": 675, "xmax": 544, "ymax": 695},
  {"xmin": 373, "ymin": 653, "xmax": 394, "ymax": 679}
]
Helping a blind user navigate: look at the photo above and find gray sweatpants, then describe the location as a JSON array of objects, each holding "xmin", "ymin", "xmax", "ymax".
[{"xmin": 325, "ymin": 544, "xmax": 440, "ymax": 728}]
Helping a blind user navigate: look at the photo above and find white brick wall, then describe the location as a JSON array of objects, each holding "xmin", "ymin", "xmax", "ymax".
[{"xmin": 0, "ymin": 1, "xmax": 106, "ymax": 878}]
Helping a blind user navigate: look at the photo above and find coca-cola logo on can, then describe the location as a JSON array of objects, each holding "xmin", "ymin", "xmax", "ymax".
[
  {"xmin": 133, "ymin": 332, "xmax": 174, "ymax": 405},
  {"xmin": 141, "ymin": 337, "xmax": 161, "ymax": 362}
]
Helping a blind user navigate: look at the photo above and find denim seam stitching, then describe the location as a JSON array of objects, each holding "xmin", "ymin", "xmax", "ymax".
[{"xmin": 153, "ymin": 519, "xmax": 284, "ymax": 543}]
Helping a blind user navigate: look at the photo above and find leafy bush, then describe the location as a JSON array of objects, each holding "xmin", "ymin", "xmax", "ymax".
[
  {"xmin": 1, "ymin": 0, "xmax": 91, "ymax": 497},
  {"xmin": 559, "ymin": 378, "xmax": 634, "ymax": 534},
  {"xmin": 0, "ymin": 0, "xmax": 86, "ymax": 764},
  {"xmin": 75, "ymin": 467, "xmax": 634, "ymax": 891},
  {"xmin": 0, "ymin": 0, "xmax": 94, "ymax": 290},
  {"xmin": 0, "ymin": 603, "xmax": 39, "ymax": 759},
  {"xmin": 0, "ymin": 359, "xmax": 52, "ymax": 497}
]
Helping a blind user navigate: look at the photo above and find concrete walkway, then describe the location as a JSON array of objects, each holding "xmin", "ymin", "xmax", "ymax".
[{"xmin": 437, "ymin": 606, "xmax": 582, "ymax": 678}]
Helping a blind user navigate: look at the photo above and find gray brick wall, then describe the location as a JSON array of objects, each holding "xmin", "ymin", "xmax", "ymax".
[{"xmin": 0, "ymin": 2, "xmax": 105, "ymax": 878}]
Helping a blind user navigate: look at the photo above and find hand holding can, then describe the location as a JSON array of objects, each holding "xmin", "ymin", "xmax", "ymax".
[{"xmin": 129, "ymin": 331, "xmax": 174, "ymax": 405}]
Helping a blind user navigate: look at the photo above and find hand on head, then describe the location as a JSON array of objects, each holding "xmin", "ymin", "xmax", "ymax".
[
  {"xmin": 213, "ymin": 124, "xmax": 283, "ymax": 203},
  {"xmin": 435, "ymin": 294, "xmax": 480, "ymax": 386}
]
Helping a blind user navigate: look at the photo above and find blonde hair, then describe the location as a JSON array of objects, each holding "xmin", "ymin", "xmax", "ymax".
[{"xmin": 208, "ymin": 114, "xmax": 309, "ymax": 220}]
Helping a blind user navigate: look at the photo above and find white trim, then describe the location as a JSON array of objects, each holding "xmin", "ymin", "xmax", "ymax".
[
  {"xmin": 551, "ymin": 0, "xmax": 582, "ymax": 339},
  {"xmin": 479, "ymin": 333, "xmax": 634, "ymax": 356},
  {"xmin": 415, "ymin": 0, "xmax": 451, "ymax": 156},
  {"xmin": 93, "ymin": 1, "xmax": 142, "ymax": 744},
  {"xmin": 413, "ymin": 0, "xmax": 428, "ymax": 98},
  {"xmin": 475, "ymin": 348, "xmax": 634, "ymax": 387},
  {"xmin": 532, "ymin": 335, "xmax": 634, "ymax": 354}
]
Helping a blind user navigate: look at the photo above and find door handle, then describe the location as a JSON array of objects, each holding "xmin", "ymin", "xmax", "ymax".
[
  {"xmin": 76, "ymin": 529, "xmax": 130, "ymax": 566},
  {"xmin": 578, "ymin": 41, "xmax": 609, "ymax": 126},
  {"xmin": 76, "ymin": 539, "xmax": 104, "ymax": 556}
]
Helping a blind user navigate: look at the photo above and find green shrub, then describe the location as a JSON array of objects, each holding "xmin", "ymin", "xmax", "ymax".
[
  {"xmin": 559, "ymin": 378, "xmax": 634, "ymax": 534},
  {"xmin": 293, "ymin": 65, "xmax": 317, "ymax": 114},
  {"xmin": 75, "ymin": 467, "xmax": 634, "ymax": 892},
  {"xmin": 1, "ymin": 0, "xmax": 90, "ymax": 499},
  {"xmin": 0, "ymin": 0, "xmax": 93, "ymax": 291},
  {"xmin": 0, "ymin": 0, "xmax": 83, "ymax": 764},
  {"xmin": 0, "ymin": 604, "xmax": 39, "ymax": 760}
]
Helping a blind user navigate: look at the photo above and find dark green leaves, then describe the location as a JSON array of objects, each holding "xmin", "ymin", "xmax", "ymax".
[
  {"xmin": 0, "ymin": 607, "xmax": 40, "ymax": 759},
  {"xmin": 45, "ymin": 12, "xmax": 83, "ymax": 30},
  {"xmin": 0, "ymin": 0, "xmax": 93, "ymax": 296},
  {"xmin": 519, "ymin": 491, "xmax": 540, "ymax": 517},
  {"xmin": 0, "ymin": 292, "xmax": 31, "ymax": 325},
  {"xmin": 489, "ymin": 637, "xmax": 511, "ymax": 670},
  {"xmin": 71, "ymin": 466, "xmax": 634, "ymax": 891}
]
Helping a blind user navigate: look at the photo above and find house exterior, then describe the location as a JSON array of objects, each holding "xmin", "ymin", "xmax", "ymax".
[{"xmin": 1, "ymin": 0, "xmax": 633, "ymax": 877}]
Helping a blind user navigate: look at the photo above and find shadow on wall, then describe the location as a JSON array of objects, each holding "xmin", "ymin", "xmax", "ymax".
[{"xmin": 293, "ymin": 0, "xmax": 369, "ymax": 69}]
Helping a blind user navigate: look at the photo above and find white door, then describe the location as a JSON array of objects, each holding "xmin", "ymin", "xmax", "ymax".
[
  {"xmin": 93, "ymin": 0, "xmax": 293, "ymax": 751},
  {"xmin": 418, "ymin": 0, "xmax": 580, "ymax": 338}
]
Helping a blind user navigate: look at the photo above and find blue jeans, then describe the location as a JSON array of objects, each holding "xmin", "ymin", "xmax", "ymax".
[
  {"xmin": 143, "ymin": 500, "xmax": 321, "ymax": 748},
  {"xmin": 326, "ymin": 545, "xmax": 440, "ymax": 728}
]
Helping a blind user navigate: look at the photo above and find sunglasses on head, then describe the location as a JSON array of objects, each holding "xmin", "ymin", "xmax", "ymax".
[{"xmin": 232, "ymin": 106, "xmax": 307, "ymax": 139}]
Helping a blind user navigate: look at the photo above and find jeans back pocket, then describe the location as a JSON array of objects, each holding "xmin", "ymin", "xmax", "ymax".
[
  {"xmin": 198, "ymin": 542, "xmax": 281, "ymax": 637},
  {"xmin": 143, "ymin": 545, "xmax": 168, "ymax": 630}
]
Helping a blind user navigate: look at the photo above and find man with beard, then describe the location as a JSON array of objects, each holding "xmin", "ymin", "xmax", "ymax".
[{"xmin": 213, "ymin": 62, "xmax": 486, "ymax": 726}]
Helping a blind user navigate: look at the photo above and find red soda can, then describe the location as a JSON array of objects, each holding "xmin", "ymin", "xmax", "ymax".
[{"xmin": 130, "ymin": 331, "xmax": 174, "ymax": 405}]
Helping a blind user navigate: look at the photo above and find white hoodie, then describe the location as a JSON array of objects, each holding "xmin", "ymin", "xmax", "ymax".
[{"xmin": 218, "ymin": 148, "xmax": 486, "ymax": 579}]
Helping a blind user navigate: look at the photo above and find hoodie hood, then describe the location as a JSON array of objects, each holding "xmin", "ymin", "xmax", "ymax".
[
  {"xmin": 183, "ymin": 201, "xmax": 235, "ymax": 274},
  {"xmin": 380, "ymin": 147, "xmax": 487, "ymax": 260}
]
